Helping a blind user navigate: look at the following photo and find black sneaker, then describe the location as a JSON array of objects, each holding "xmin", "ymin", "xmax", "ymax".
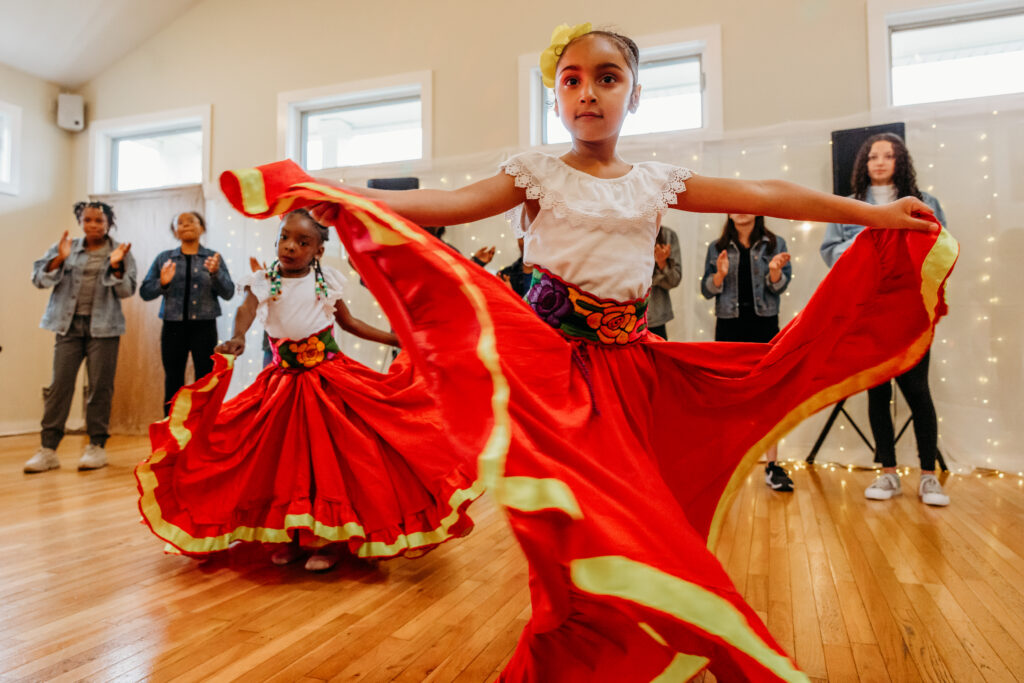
[{"xmin": 765, "ymin": 462, "xmax": 794, "ymax": 492}]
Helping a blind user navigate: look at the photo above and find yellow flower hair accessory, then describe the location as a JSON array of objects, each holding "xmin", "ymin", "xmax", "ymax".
[{"xmin": 540, "ymin": 22, "xmax": 593, "ymax": 88}]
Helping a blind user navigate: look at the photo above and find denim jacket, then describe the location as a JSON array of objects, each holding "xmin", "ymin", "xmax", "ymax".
[
  {"xmin": 701, "ymin": 235, "xmax": 791, "ymax": 319},
  {"xmin": 32, "ymin": 236, "xmax": 137, "ymax": 337},
  {"xmin": 820, "ymin": 191, "xmax": 946, "ymax": 268},
  {"xmin": 139, "ymin": 246, "xmax": 234, "ymax": 320}
]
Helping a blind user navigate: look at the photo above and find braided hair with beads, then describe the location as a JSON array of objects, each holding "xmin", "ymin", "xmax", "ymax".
[{"xmin": 267, "ymin": 209, "xmax": 332, "ymax": 301}]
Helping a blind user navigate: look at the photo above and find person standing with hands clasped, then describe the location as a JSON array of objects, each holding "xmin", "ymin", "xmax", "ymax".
[
  {"xmin": 821, "ymin": 132, "xmax": 950, "ymax": 506},
  {"xmin": 140, "ymin": 211, "xmax": 234, "ymax": 415},
  {"xmin": 26, "ymin": 201, "xmax": 136, "ymax": 473},
  {"xmin": 703, "ymin": 214, "xmax": 793, "ymax": 490}
]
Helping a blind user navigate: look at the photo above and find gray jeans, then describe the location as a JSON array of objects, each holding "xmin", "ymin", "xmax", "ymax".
[{"xmin": 41, "ymin": 315, "xmax": 120, "ymax": 449}]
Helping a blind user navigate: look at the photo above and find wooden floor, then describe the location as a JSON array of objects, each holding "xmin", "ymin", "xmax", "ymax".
[{"xmin": 2, "ymin": 434, "xmax": 1023, "ymax": 682}]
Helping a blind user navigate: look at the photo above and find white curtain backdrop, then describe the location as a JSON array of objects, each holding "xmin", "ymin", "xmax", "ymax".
[
  {"xmin": 91, "ymin": 185, "xmax": 205, "ymax": 434},
  {"xmin": 167, "ymin": 105, "xmax": 1022, "ymax": 476}
]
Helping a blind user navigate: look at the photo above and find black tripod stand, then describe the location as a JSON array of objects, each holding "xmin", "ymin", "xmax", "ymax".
[{"xmin": 805, "ymin": 390, "xmax": 947, "ymax": 470}]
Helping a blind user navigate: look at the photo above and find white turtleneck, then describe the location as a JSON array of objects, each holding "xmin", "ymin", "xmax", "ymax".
[{"xmin": 869, "ymin": 184, "xmax": 898, "ymax": 204}]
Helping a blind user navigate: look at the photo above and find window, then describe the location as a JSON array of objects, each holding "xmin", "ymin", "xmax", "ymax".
[
  {"xmin": 890, "ymin": 9, "xmax": 1024, "ymax": 106},
  {"xmin": 88, "ymin": 105, "xmax": 210, "ymax": 194},
  {"xmin": 868, "ymin": 0, "xmax": 1024, "ymax": 110},
  {"xmin": 0, "ymin": 99, "xmax": 21, "ymax": 195},
  {"xmin": 519, "ymin": 26, "xmax": 722, "ymax": 147},
  {"xmin": 111, "ymin": 127, "xmax": 202, "ymax": 192},
  {"xmin": 302, "ymin": 96, "xmax": 421, "ymax": 170},
  {"xmin": 279, "ymin": 72, "xmax": 432, "ymax": 171}
]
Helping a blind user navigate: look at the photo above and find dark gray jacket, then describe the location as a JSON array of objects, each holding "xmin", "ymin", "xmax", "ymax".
[{"xmin": 649, "ymin": 226, "xmax": 682, "ymax": 327}]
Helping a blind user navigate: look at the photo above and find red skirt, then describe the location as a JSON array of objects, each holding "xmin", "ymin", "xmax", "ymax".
[
  {"xmin": 220, "ymin": 161, "xmax": 958, "ymax": 681},
  {"xmin": 136, "ymin": 346, "xmax": 481, "ymax": 560}
]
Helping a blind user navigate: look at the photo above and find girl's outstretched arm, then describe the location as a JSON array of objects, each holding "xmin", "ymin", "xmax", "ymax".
[
  {"xmin": 334, "ymin": 299, "xmax": 399, "ymax": 347},
  {"xmin": 672, "ymin": 175, "xmax": 937, "ymax": 232},
  {"xmin": 312, "ymin": 172, "xmax": 525, "ymax": 228},
  {"xmin": 216, "ymin": 289, "xmax": 258, "ymax": 355}
]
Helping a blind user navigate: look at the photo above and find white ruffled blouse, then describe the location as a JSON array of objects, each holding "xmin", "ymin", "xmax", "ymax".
[
  {"xmin": 239, "ymin": 265, "xmax": 346, "ymax": 341},
  {"xmin": 501, "ymin": 151, "xmax": 692, "ymax": 301}
]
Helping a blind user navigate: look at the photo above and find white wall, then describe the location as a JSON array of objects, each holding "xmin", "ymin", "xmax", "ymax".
[
  {"xmin": 68, "ymin": 0, "xmax": 872, "ymax": 184},
  {"xmin": 0, "ymin": 62, "xmax": 73, "ymax": 435}
]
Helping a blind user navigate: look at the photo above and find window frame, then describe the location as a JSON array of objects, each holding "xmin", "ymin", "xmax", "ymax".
[
  {"xmin": 277, "ymin": 71, "xmax": 433, "ymax": 174},
  {"xmin": 0, "ymin": 98, "xmax": 22, "ymax": 196},
  {"xmin": 517, "ymin": 25, "xmax": 723, "ymax": 149},
  {"xmin": 868, "ymin": 0, "xmax": 1024, "ymax": 113},
  {"xmin": 88, "ymin": 105, "xmax": 211, "ymax": 195}
]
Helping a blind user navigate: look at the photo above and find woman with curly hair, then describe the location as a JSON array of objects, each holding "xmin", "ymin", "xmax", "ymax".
[{"xmin": 821, "ymin": 132, "xmax": 950, "ymax": 506}]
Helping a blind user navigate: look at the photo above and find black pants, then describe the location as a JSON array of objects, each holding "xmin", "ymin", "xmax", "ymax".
[
  {"xmin": 714, "ymin": 308, "xmax": 779, "ymax": 343},
  {"xmin": 160, "ymin": 319, "xmax": 218, "ymax": 416},
  {"xmin": 648, "ymin": 324, "xmax": 668, "ymax": 340},
  {"xmin": 867, "ymin": 350, "xmax": 937, "ymax": 470}
]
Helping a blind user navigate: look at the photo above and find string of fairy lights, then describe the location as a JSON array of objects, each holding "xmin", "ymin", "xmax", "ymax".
[{"xmin": 207, "ymin": 105, "xmax": 1022, "ymax": 483}]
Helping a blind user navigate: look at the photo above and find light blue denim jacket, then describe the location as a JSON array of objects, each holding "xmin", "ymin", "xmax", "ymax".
[
  {"xmin": 32, "ymin": 236, "xmax": 137, "ymax": 337},
  {"xmin": 820, "ymin": 191, "xmax": 946, "ymax": 267},
  {"xmin": 701, "ymin": 235, "xmax": 791, "ymax": 319},
  {"xmin": 139, "ymin": 246, "xmax": 234, "ymax": 320}
]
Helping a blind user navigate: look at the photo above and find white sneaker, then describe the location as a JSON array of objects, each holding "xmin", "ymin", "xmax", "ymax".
[
  {"xmin": 865, "ymin": 472, "xmax": 902, "ymax": 500},
  {"xmin": 304, "ymin": 546, "xmax": 340, "ymax": 572},
  {"xmin": 24, "ymin": 448, "xmax": 59, "ymax": 473},
  {"xmin": 78, "ymin": 443, "xmax": 108, "ymax": 470},
  {"xmin": 918, "ymin": 474, "xmax": 950, "ymax": 506}
]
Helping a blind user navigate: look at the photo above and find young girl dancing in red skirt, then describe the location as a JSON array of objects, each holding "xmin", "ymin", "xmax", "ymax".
[
  {"xmin": 136, "ymin": 209, "xmax": 481, "ymax": 572},
  {"xmin": 219, "ymin": 24, "xmax": 956, "ymax": 681}
]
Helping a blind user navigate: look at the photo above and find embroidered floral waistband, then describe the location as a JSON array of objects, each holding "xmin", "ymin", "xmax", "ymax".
[
  {"xmin": 269, "ymin": 326, "xmax": 340, "ymax": 369},
  {"xmin": 525, "ymin": 268, "xmax": 649, "ymax": 346}
]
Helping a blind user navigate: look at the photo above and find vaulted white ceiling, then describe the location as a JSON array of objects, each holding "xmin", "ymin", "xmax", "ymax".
[{"xmin": 0, "ymin": 0, "xmax": 201, "ymax": 88}]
